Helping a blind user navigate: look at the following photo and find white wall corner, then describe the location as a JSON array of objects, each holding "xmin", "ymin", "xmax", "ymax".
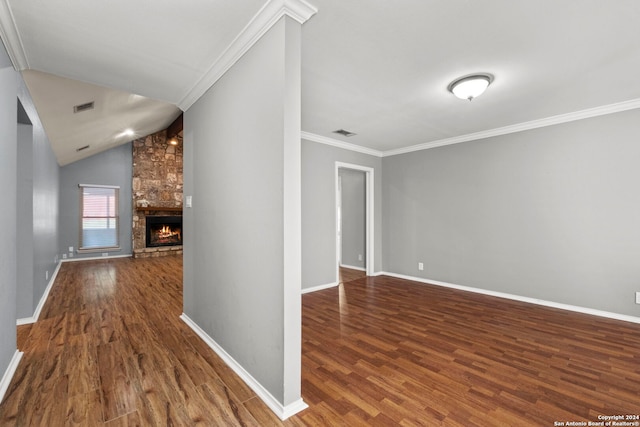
[
  {"xmin": 0, "ymin": 350, "xmax": 23, "ymax": 404},
  {"xmin": 178, "ymin": 0, "xmax": 317, "ymax": 111},
  {"xmin": 180, "ymin": 314, "xmax": 308, "ymax": 420},
  {"xmin": 282, "ymin": 11, "xmax": 304, "ymax": 409},
  {"xmin": 0, "ymin": 0, "xmax": 29, "ymax": 70}
]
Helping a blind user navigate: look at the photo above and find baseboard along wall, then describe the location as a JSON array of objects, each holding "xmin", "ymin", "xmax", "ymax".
[
  {"xmin": 380, "ymin": 271, "xmax": 640, "ymax": 325},
  {"xmin": 0, "ymin": 351, "xmax": 23, "ymax": 404},
  {"xmin": 302, "ymin": 270, "xmax": 640, "ymax": 325},
  {"xmin": 16, "ymin": 260, "xmax": 62, "ymax": 326}
]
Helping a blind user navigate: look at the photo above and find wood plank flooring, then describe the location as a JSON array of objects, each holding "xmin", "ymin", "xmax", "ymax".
[
  {"xmin": 0, "ymin": 257, "xmax": 284, "ymax": 426},
  {"xmin": 339, "ymin": 266, "xmax": 366, "ymax": 284},
  {"xmin": 1, "ymin": 260, "xmax": 639, "ymax": 426},
  {"xmin": 301, "ymin": 271, "xmax": 640, "ymax": 425}
]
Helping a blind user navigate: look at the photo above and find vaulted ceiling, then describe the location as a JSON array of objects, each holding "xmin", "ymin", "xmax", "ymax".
[{"xmin": 2, "ymin": 0, "xmax": 639, "ymax": 165}]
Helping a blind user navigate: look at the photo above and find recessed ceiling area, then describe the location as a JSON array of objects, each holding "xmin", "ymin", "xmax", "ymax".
[{"xmin": 2, "ymin": 0, "xmax": 640, "ymax": 164}]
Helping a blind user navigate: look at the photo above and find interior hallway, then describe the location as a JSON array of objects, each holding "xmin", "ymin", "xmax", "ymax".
[{"xmin": 0, "ymin": 257, "xmax": 290, "ymax": 426}]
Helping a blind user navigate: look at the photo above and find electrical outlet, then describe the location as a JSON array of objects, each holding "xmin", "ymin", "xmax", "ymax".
[
  {"xmin": 68, "ymin": 246, "xmax": 74, "ymax": 252},
  {"xmin": 418, "ymin": 262, "xmax": 424, "ymax": 271},
  {"xmin": 69, "ymin": 252, "xmax": 74, "ymax": 258},
  {"xmin": 62, "ymin": 254, "xmax": 67, "ymax": 259},
  {"xmin": 636, "ymin": 292, "xmax": 640, "ymax": 304},
  {"xmin": 358, "ymin": 254, "xmax": 363, "ymax": 261}
]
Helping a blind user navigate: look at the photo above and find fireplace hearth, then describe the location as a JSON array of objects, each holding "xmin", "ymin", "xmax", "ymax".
[{"xmin": 146, "ymin": 215, "xmax": 182, "ymax": 247}]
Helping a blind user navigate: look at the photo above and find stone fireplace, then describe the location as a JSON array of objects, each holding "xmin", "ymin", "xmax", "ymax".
[{"xmin": 132, "ymin": 126, "xmax": 183, "ymax": 258}]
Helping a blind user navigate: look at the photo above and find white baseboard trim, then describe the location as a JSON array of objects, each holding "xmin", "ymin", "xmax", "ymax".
[
  {"xmin": 180, "ymin": 313, "xmax": 308, "ymax": 420},
  {"xmin": 62, "ymin": 254, "xmax": 132, "ymax": 263},
  {"xmin": 339, "ymin": 264, "xmax": 366, "ymax": 272},
  {"xmin": 0, "ymin": 350, "xmax": 23, "ymax": 404},
  {"xmin": 17, "ymin": 260, "xmax": 63, "ymax": 326},
  {"xmin": 16, "ymin": 317, "xmax": 34, "ymax": 326},
  {"xmin": 301, "ymin": 281, "xmax": 339, "ymax": 294},
  {"xmin": 379, "ymin": 271, "xmax": 640, "ymax": 325}
]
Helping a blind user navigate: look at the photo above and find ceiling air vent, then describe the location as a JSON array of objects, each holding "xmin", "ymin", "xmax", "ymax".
[
  {"xmin": 333, "ymin": 129, "xmax": 357, "ymax": 137},
  {"xmin": 76, "ymin": 145, "xmax": 90, "ymax": 152},
  {"xmin": 73, "ymin": 101, "xmax": 94, "ymax": 113}
]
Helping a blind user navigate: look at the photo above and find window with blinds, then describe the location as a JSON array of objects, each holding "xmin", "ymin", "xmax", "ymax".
[{"xmin": 79, "ymin": 185, "xmax": 120, "ymax": 251}]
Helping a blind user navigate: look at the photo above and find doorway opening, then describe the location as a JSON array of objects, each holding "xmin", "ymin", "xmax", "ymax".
[{"xmin": 335, "ymin": 162, "xmax": 374, "ymax": 282}]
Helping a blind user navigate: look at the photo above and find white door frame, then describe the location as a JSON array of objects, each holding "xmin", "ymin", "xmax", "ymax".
[{"xmin": 335, "ymin": 162, "xmax": 374, "ymax": 280}]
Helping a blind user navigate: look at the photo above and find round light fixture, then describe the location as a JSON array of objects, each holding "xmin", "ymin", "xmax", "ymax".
[{"xmin": 448, "ymin": 74, "xmax": 493, "ymax": 101}]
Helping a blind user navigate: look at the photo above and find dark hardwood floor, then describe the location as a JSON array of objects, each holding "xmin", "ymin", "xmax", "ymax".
[
  {"xmin": 1, "ymin": 258, "xmax": 639, "ymax": 426},
  {"xmin": 1, "ymin": 257, "xmax": 286, "ymax": 426}
]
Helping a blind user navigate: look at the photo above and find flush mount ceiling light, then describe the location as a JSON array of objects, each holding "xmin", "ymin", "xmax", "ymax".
[{"xmin": 448, "ymin": 74, "xmax": 493, "ymax": 101}]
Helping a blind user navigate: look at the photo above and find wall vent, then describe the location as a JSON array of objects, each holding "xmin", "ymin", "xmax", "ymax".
[
  {"xmin": 333, "ymin": 129, "xmax": 357, "ymax": 137},
  {"xmin": 73, "ymin": 101, "xmax": 94, "ymax": 113},
  {"xmin": 76, "ymin": 145, "xmax": 90, "ymax": 152}
]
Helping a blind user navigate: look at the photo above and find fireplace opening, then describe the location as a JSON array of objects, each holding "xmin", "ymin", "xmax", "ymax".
[{"xmin": 146, "ymin": 215, "xmax": 182, "ymax": 247}]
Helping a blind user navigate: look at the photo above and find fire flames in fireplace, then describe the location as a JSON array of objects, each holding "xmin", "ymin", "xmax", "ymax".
[
  {"xmin": 146, "ymin": 215, "xmax": 182, "ymax": 247},
  {"xmin": 152, "ymin": 225, "xmax": 181, "ymax": 245}
]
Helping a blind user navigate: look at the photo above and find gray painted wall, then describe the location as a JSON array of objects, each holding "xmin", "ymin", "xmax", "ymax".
[
  {"xmin": 11, "ymin": 57, "xmax": 60, "ymax": 323},
  {"xmin": 383, "ymin": 108, "xmax": 640, "ymax": 317},
  {"xmin": 16, "ymin": 123, "xmax": 34, "ymax": 318},
  {"xmin": 59, "ymin": 143, "xmax": 133, "ymax": 259},
  {"xmin": 301, "ymin": 140, "xmax": 382, "ymax": 289},
  {"xmin": 339, "ymin": 168, "xmax": 366, "ymax": 269},
  {"xmin": 184, "ymin": 17, "xmax": 302, "ymax": 406},
  {"xmin": 0, "ymin": 41, "xmax": 18, "ymax": 381},
  {"xmin": 26, "ymin": 83, "xmax": 59, "ymax": 313}
]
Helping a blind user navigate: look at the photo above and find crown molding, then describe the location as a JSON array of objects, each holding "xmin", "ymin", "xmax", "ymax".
[
  {"xmin": 303, "ymin": 99, "xmax": 640, "ymax": 159},
  {"xmin": 0, "ymin": 0, "xmax": 28, "ymax": 70},
  {"xmin": 280, "ymin": 0, "xmax": 318, "ymax": 24},
  {"xmin": 178, "ymin": 0, "xmax": 317, "ymax": 111},
  {"xmin": 383, "ymin": 98, "xmax": 640, "ymax": 157},
  {"xmin": 301, "ymin": 131, "xmax": 384, "ymax": 157}
]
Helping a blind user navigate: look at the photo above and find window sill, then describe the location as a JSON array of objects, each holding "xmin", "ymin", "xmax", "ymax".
[{"xmin": 77, "ymin": 246, "xmax": 121, "ymax": 254}]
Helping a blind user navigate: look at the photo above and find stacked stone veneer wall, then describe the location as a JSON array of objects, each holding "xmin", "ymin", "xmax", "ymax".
[{"xmin": 132, "ymin": 129, "xmax": 183, "ymax": 258}]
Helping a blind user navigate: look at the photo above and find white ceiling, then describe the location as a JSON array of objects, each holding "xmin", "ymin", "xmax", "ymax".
[
  {"xmin": 22, "ymin": 70, "xmax": 180, "ymax": 165},
  {"xmin": 2, "ymin": 0, "xmax": 640, "ymax": 164},
  {"xmin": 302, "ymin": 0, "xmax": 640, "ymax": 153}
]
